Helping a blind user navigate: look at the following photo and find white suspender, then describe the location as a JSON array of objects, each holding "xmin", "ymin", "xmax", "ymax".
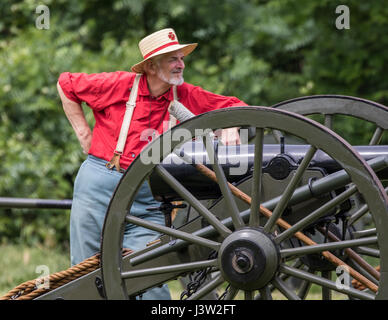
[
  {"xmin": 106, "ymin": 73, "xmax": 142, "ymax": 172},
  {"xmin": 117, "ymin": 74, "xmax": 142, "ymax": 154},
  {"xmin": 106, "ymin": 74, "xmax": 178, "ymax": 172}
]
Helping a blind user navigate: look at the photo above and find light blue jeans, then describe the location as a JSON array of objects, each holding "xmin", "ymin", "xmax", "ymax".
[{"xmin": 70, "ymin": 155, "xmax": 171, "ymax": 300}]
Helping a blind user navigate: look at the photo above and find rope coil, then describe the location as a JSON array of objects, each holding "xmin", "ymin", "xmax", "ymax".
[{"xmin": 0, "ymin": 249, "xmax": 132, "ymax": 300}]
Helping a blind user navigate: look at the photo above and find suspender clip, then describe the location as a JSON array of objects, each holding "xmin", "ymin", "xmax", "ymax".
[{"xmin": 106, "ymin": 151, "xmax": 125, "ymax": 173}]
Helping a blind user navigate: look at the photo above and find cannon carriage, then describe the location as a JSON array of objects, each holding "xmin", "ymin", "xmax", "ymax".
[{"xmin": 3, "ymin": 95, "xmax": 388, "ymax": 300}]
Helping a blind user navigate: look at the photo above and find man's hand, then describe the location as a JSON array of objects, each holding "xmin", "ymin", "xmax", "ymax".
[
  {"xmin": 79, "ymin": 132, "xmax": 92, "ymax": 155},
  {"xmin": 219, "ymin": 127, "xmax": 241, "ymax": 145}
]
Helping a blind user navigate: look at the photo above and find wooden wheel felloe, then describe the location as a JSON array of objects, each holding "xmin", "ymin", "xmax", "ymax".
[
  {"xmin": 100, "ymin": 106, "xmax": 388, "ymax": 300},
  {"xmin": 272, "ymin": 95, "xmax": 388, "ymax": 145}
]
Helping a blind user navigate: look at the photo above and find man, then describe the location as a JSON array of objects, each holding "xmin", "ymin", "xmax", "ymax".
[{"xmin": 57, "ymin": 28, "xmax": 247, "ymax": 299}]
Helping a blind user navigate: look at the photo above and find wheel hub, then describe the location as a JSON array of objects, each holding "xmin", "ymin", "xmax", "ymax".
[
  {"xmin": 218, "ymin": 228, "xmax": 279, "ymax": 291},
  {"xmin": 232, "ymin": 249, "xmax": 254, "ymax": 274}
]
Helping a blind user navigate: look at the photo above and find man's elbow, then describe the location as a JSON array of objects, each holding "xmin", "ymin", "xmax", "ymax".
[
  {"xmin": 57, "ymin": 81, "xmax": 63, "ymax": 95},
  {"xmin": 57, "ymin": 81, "xmax": 73, "ymax": 105}
]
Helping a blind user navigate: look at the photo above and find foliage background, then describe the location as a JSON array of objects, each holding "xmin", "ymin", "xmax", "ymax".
[{"xmin": 0, "ymin": 0, "xmax": 387, "ymax": 249}]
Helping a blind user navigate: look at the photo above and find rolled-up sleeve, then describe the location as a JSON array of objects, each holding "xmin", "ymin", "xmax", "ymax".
[
  {"xmin": 183, "ymin": 85, "xmax": 248, "ymax": 115},
  {"xmin": 58, "ymin": 72, "xmax": 105, "ymax": 110}
]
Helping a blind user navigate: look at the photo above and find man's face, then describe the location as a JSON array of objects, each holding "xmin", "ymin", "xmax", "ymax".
[{"xmin": 155, "ymin": 50, "xmax": 185, "ymax": 86}]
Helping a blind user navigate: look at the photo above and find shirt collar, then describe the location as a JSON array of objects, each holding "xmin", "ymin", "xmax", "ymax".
[{"xmin": 137, "ymin": 73, "xmax": 174, "ymax": 101}]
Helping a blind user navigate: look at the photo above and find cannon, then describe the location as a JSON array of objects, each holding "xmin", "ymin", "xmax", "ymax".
[{"xmin": 3, "ymin": 95, "xmax": 388, "ymax": 300}]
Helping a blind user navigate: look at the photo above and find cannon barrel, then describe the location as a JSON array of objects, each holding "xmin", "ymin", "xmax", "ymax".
[
  {"xmin": 149, "ymin": 142, "xmax": 388, "ymax": 201},
  {"xmin": 2, "ymin": 143, "xmax": 387, "ymax": 208}
]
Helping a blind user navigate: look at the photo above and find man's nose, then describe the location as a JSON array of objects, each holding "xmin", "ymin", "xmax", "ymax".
[{"xmin": 177, "ymin": 58, "xmax": 185, "ymax": 69}]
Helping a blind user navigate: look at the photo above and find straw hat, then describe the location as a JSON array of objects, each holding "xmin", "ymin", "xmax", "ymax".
[{"xmin": 131, "ymin": 28, "xmax": 198, "ymax": 74}]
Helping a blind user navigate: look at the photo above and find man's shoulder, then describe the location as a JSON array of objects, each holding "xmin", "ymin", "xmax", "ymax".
[
  {"xmin": 178, "ymin": 82, "xmax": 218, "ymax": 99},
  {"xmin": 59, "ymin": 70, "xmax": 136, "ymax": 83},
  {"xmin": 98, "ymin": 71, "xmax": 136, "ymax": 82},
  {"xmin": 180, "ymin": 81, "xmax": 197, "ymax": 90},
  {"xmin": 178, "ymin": 81, "xmax": 202, "ymax": 94},
  {"xmin": 87, "ymin": 71, "xmax": 137, "ymax": 90}
]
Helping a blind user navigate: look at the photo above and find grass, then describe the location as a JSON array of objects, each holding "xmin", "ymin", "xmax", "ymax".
[{"xmin": 0, "ymin": 243, "xmax": 70, "ymax": 297}]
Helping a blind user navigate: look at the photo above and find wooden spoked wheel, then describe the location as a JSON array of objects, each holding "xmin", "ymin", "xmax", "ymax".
[{"xmin": 100, "ymin": 107, "xmax": 388, "ymax": 300}]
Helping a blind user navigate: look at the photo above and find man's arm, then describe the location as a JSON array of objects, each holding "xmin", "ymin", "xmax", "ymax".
[
  {"xmin": 181, "ymin": 84, "xmax": 247, "ymax": 145},
  {"xmin": 57, "ymin": 81, "xmax": 92, "ymax": 154}
]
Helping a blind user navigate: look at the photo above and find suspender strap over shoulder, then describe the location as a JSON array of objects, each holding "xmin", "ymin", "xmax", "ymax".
[
  {"xmin": 106, "ymin": 74, "xmax": 179, "ymax": 173},
  {"xmin": 106, "ymin": 74, "xmax": 142, "ymax": 172}
]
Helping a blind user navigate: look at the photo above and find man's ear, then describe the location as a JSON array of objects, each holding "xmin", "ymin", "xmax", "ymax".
[{"xmin": 144, "ymin": 59, "xmax": 157, "ymax": 75}]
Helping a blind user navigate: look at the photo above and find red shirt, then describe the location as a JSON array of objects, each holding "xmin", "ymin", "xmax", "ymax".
[{"xmin": 58, "ymin": 71, "xmax": 247, "ymax": 169}]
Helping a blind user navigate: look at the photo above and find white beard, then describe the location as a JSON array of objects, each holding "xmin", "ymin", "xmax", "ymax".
[{"xmin": 157, "ymin": 69, "xmax": 184, "ymax": 86}]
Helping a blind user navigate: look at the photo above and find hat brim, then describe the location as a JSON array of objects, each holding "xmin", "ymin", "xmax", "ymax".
[{"xmin": 131, "ymin": 43, "xmax": 198, "ymax": 74}]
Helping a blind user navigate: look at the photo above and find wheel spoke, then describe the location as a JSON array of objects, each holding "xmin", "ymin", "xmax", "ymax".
[
  {"xmin": 324, "ymin": 114, "xmax": 333, "ymax": 129},
  {"xmin": 186, "ymin": 275, "xmax": 224, "ymax": 300},
  {"xmin": 279, "ymin": 236, "xmax": 377, "ymax": 258},
  {"xmin": 121, "ymin": 259, "xmax": 218, "ymax": 280},
  {"xmin": 271, "ymin": 277, "xmax": 301, "ymax": 300},
  {"xmin": 244, "ymin": 290, "xmax": 254, "ymax": 300},
  {"xmin": 249, "ymin": 128, "xmax": 264, "ymax": 227},
  {"xmin": 356, "ymin": 247, "xmax": 380, "ymax": 258},
  {"xmin": 274, "ymin": 184, "xmax": 358, "ymax": 244},
  {"xmin": 264, "ymin": 146, "xmax": 317, "ymax": 233},
  {"xmin": 321, "ymin": 271, "xmax": 332, "ymax": 300},
  {"xmin": 297, "ymin": 274, "xmax": 313, "ymax": 300},
  {"xmin": 369, "ymin": 126, "xmax": 384, "ymax": 145},
  {"xmin": 257, "ymin": 286, "xmax": 272, "ymax": 300},
  {"xmin": 271, "ymin": 129, "xmax": 283, "ymax": 143},
  {"xmin": 279, "ymin": 264, "xmax": 375, "ymax": 300},
  {"xmin": 224, "ymin": 286, "xmax": 239, "ymax": 300},
  {"xmin": 348, "ymin": 203, "xmax": 369, "ymax": 226},
  {"xmin": 125, "ymin": 215, "xmax": 221, "ymax": 251},
  {"xmin": 351, "ymin": 228, "xmax": 377, "ymax": 239},
  {"xmin": 155, "ymin": 165, "xmax": 232, "ymax": 238},
  {"xmin": 202, "ymin": 133, "xmax": 244, "ymax": 230},
  {"xmin": 349, "ymin": 187, "xmax": 388, "ymax": 226}
]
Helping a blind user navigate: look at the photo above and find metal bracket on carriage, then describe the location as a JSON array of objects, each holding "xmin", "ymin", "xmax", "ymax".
[{"xmin": 146, "ymin": 202, "xmax": 187, "ymax": 228}]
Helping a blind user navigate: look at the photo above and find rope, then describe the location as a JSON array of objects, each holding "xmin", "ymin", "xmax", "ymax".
[
  {"xmin": 0, "ymin": 248, "xmax": 133, "ymax": 300},
  {"xmin": 1, "ymin": 206, "xmax": 182, "ymax": 300}
]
